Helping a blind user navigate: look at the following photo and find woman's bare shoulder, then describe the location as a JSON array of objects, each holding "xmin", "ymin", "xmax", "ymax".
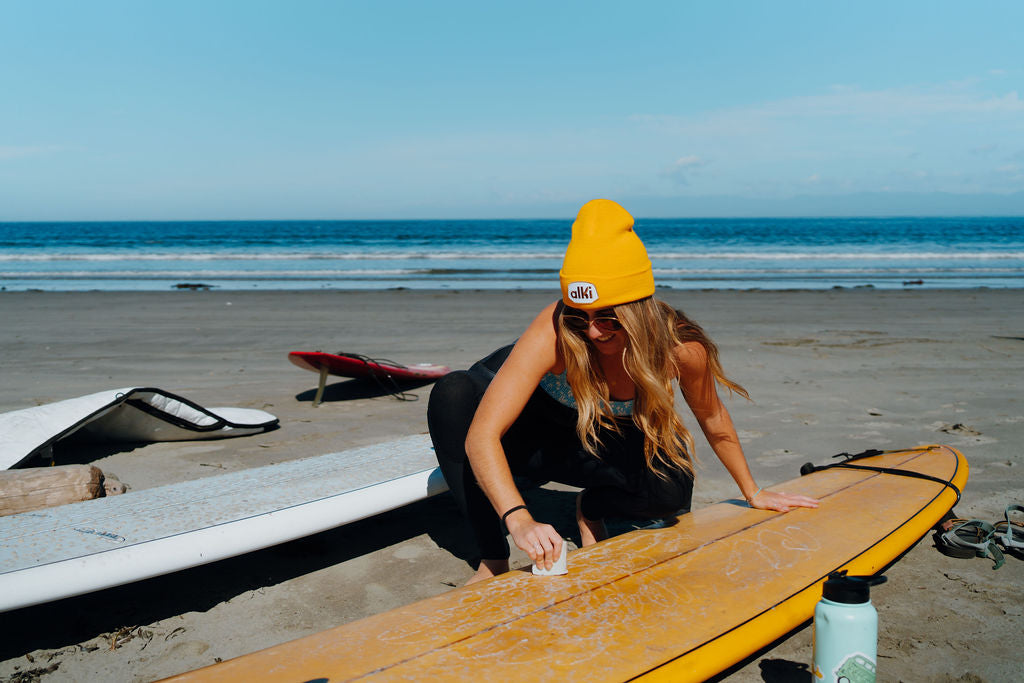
[
  {"xmin": 507, "ymin": 300, "xmax": 562, "ymax": 372},
  {"xmin": 673, "ymin": 339, "xmax": 708, "ymax": 370}
]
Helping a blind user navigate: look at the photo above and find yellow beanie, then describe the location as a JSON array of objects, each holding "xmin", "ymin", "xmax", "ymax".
[{"xmin": 559, "ymin": 199, "xmax": 654, "ymax": 310}]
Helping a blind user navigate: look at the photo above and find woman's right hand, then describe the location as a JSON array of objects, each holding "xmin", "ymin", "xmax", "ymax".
[{"xmin": 506, "ymin": 510, "xmax": 563, "ymax": 571}]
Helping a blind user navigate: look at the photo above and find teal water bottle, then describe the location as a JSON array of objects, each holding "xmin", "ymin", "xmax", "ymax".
[{"xmin": 812, "ymin": 571, "xmax": 887, "ymax": 682}]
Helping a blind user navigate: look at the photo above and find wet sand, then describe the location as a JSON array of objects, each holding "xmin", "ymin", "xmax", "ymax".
[{"xmin": 1, "ymin": 288, "xmax": 1021, "ymax": 682}]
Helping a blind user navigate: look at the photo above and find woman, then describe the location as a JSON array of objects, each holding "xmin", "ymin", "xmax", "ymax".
[{"xmin": 428, "ymin": 199, "xmax": 817, "ymax": 584}]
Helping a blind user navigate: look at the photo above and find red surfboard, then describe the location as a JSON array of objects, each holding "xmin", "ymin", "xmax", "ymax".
[{"xmin": 288, "ymin": 352, "xmax": 449, "ymax": 405}]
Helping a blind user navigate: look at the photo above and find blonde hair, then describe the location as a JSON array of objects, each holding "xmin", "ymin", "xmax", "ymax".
[{"xmin": 556, "ymin": 298, "xmax": 748, "ymax": 478}]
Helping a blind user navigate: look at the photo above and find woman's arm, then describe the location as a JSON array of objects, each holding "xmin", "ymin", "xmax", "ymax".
[
  {"xmin": 464, "ymin": 301, "xmax": 565, "ymax": 568},
  {"xmin": 675, "ymin": 341, "xmax": 818, "ymax": 512}
]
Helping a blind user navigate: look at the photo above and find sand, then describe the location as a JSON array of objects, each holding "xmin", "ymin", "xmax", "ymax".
[{"xmin": 0, "ymin": 288, "xmax": 1021, "ymax": 682}]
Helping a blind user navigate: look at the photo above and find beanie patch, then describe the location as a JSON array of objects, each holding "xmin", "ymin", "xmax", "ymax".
[{"xmin": 565, "ymin": 281, "xmax": 599, "ymax": 305}]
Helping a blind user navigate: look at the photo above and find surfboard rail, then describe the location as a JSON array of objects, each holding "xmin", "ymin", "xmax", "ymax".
[{"xmin": 162, "ymin": 444, "xmax": 966, "ymax": 683}]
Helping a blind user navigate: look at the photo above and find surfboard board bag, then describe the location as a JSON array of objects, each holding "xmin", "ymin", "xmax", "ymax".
[{"xmin": 0, "ymin": 388, "xmax": 279, "ymax": 469}]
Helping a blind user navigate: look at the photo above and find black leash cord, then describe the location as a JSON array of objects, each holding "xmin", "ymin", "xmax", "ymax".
[
  {"xmin": 801, "ymin": 449, "xmax": 962, "ymax": 506},
  {"xmin": 335, "ymin": 352, "xmax": 419, "ymax": 402}
]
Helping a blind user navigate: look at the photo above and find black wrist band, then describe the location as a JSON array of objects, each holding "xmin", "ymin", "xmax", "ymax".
[{"xmin": 501, "ymin": 504, "xmax": 528, "ymax": 524}]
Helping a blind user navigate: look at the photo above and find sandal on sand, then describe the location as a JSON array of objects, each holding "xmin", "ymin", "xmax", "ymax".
[
  {"xmin": 994, "ymin": 504, "xmax": 1024, "ymax": 557},
  {"xmin": 934, "ymin": 519, "xmax": 1005, "ymax": 570},
  {"xmin": 933, "ymin": 517, "xmax": 975, "ymax": 559}
]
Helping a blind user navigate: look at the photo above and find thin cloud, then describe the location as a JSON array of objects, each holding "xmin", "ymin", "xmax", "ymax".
[
  {"xmin": 627, "ymin": 75, "xmax": 1024, "ymax": 197},
  {"xmin": 770, "ymin": 88, "xmax": 1022, "ymax": 118},
  {"xmin": 662, "ymin": 155, "xmax": 708, "ymax": 186},
  {"xmin": 632, "ymin": 80, "xmax": 1024, "ymax": 136},
  {"xmin": 0, "ymin": 145, "xmax": 64, "ymax": 161}
]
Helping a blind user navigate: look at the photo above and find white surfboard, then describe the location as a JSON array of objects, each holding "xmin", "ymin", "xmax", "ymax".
[{"xmin": 0, "ymin": 434, "xmax": 446, "ymax": 613}]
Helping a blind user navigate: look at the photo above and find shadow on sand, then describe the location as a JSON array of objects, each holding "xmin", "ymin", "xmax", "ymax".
[{"xmin": 294, "ymin": 377, "xmax": 439, "ymax": 403}]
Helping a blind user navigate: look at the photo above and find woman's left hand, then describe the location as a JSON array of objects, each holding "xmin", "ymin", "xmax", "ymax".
[{"xmin": 748, "ymin": 489, "xmax": 819, "ymax": 512}]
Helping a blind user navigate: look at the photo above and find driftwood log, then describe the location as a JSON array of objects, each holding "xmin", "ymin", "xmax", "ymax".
[{"xmin": 0, "ymin": 465, "xmax": 126, "ymax": 516}]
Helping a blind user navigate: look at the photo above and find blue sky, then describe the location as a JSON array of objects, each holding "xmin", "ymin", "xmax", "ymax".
[{"xmin": 2, "ymin": 1, "xmax": 1022, "ymax": 220}]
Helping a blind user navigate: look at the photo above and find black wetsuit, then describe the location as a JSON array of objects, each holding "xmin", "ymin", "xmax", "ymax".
[{"xmin": 427, "ymin": 345, "xmax": 693, "ymax": 560}]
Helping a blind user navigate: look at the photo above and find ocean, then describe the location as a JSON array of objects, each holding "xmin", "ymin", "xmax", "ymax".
[{"xmin": 1, "ymin": 216, "xmax": 1022, "ymax": 292}]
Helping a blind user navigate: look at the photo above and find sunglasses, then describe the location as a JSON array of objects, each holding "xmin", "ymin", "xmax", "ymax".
[{"xmin": 561, "ymin": 307, "xmax": 623, "ymax": 333}]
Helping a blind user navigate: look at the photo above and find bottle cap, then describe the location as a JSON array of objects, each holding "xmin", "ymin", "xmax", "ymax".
[{"xmin": 822, "ymin": 570, "xmax": 887, "ymax": 604}]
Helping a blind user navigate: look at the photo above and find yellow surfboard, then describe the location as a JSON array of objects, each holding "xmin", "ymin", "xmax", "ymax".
[{"xmin": 165, "ymin": 444, "xmax": 966, "ymax": 683}]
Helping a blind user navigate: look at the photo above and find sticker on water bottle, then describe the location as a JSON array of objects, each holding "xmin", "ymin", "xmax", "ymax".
[{"xmin": 833, "ymin": 652, "xmax": 876, "ymax": 683}]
